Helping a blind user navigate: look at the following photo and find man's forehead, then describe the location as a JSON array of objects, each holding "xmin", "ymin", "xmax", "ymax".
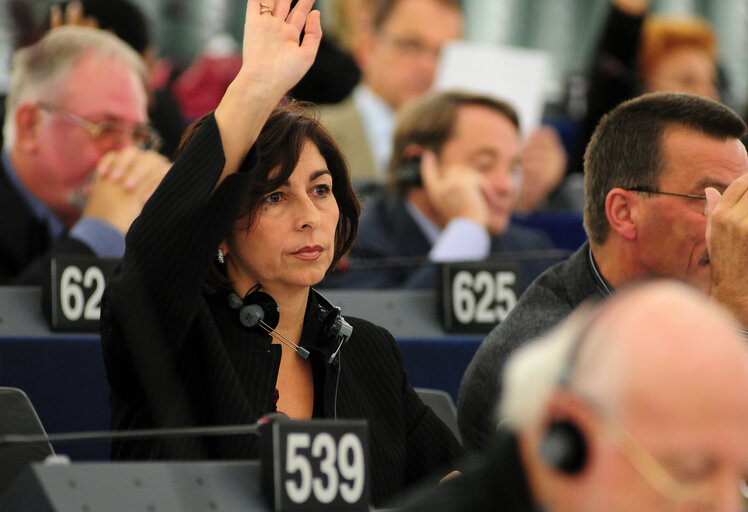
[
  {"xmin": 658, "ymin": 127, "xmax": 748, "ymax": 186},
  {"xmin": 380, "ymin": 0, "xmax": 462, "ymax": 33}
]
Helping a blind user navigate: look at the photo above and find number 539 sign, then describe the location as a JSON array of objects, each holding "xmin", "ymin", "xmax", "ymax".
[
  {"xmin": 261, "ymin": 419, "xmax": 369, "ymax": 511},
  {"xmin": 439, "ymin": 261, "xmax": 520, "ymax": 333}
]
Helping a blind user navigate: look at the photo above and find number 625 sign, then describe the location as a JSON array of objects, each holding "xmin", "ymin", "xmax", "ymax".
[{"xmin": 439, "ymin": 261, "xmax": 520, "ymax": 333}]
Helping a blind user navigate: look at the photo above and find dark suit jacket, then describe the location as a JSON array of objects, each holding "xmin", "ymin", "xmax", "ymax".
[
  {"xmin": 318, "ymin": 94, "xmax": 379, "ymax": 181},
  {"xmin": 322, "ymin": 194, "xmax": 564, "ymax": 293},
  {"xmin": 0, "ymin": 156, "xmax": 93, "ymax": 285},
  {"xmin": 458, "ymin": 243, "xmax": 603, "ymax": 451}
]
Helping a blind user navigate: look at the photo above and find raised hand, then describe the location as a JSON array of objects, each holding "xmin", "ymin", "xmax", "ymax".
[
  {"xmin": 50, "ymin": 1, "xmax": 99, "ymax": 29},
  {"xmin": 214, "ymin": 0, "xmax": 322, "ymax": 177},
  {"xmin": 238, "ymin": 0, "xmax": 322, "ymax": 99}
]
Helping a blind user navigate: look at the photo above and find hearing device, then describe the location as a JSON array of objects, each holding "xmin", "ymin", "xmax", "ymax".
[
  {"xmin": 227, "ymin": 287, "xmax": 352, "ymax": 363},
  {"xmin": 539, "ymin": 307, "xmax": 600, "ymax": 475}
]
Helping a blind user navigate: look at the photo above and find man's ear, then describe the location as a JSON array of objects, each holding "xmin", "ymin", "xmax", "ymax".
[
  {"xmin": 605, "ymin": 188, "xmax": 638, "ymax": 241},
  {"xmin": 13, "ymin": 103, "xmax": 43, "ymax": 153}
]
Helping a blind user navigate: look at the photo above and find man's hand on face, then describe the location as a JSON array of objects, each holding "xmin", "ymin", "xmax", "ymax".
[
  {"xmin": 419, "ymin": 150, "xmax": 491, "ymax": 228},
  {"xmin": 81, "ymin": 147, "xmax": 171, "ymax": 234},
  {"xmin": 705, "ymin": 173, "xmax": 748, "ymax": 327}
]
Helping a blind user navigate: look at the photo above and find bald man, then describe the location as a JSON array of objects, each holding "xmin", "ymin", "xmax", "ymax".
[{"xmin": 396, "ymin": 280, "xmax": 748, "ymax": 511}]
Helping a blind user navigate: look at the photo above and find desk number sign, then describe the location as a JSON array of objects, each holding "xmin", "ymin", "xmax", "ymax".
[
  {"xmin": 43, "ymin": 255, "xmax": 120, "ymax": 332},
  {"xmin": 439, "ymin": 261, "xmax": 520, "ymax": 333},
  {"xmin": 261, "ymin": 419, "xmax": 369, "ymax": 511}
]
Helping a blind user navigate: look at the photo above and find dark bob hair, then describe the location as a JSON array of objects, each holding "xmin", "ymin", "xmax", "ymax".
[{"xmin": 177, "ymin": 102, "xmax": 360, "ymax": 293}]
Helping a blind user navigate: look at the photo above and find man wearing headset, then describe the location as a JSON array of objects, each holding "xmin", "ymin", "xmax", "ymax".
[
  {"xmin": 459, "ymin": 91, "xmax": 748, "ymax": 451},
  {"xmin": 396, "ymin": 280, "xmax": 748, "ymax": 511},
  {"xmin": 322, "ymin": 90, "xmax": 557, "ymax": 291}
]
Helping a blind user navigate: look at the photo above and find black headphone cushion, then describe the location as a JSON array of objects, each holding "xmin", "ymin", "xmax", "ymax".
[{"xmin": 539, "ymin": 419, "xmax": 588, "ymax": 475}]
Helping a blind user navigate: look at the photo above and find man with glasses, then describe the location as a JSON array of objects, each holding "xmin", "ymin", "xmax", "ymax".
[
  {"xmin": 1, "ymin": 25, "xmax": 170, "ymax": 284},
  {"xmin": 397, "ymin": 281, "xmax": 748, "ymax": 511},
  {"xmin": 319, "ymin": 0, "xmax": 463, "ymax": 182},
  {"xmin": 459, "ymin": 91, "xmax": 748, "ymax": 451}
]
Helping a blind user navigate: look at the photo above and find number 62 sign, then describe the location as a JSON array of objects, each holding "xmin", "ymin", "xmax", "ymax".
[{"xmin": 43, "ymin": 255, "xmax": 120, "ymax": 331}]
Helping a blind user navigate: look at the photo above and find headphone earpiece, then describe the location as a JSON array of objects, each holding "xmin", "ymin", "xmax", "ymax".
[
  {"xmin": 227, "ymin": 290, "xmax": 280, "ymax": 330},
  {"xmin": 539, "ymin": 419, "xmax": 588, "ymax": 475}
]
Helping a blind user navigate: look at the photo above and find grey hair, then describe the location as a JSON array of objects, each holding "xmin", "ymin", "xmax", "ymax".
[{"xmin": 3, "ymin": 26, "xmax": 146, "ymax": 147}]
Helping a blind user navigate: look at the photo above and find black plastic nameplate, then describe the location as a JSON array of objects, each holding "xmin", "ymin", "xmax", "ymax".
[
  {"xmin": 439, "ymin": 261, "xmax": 520, "ymax": 333},
  {"xmin": 261, "ymin": 419, "xmax": 369, "ymax": 511},
  {"xmin": 43, "ymin": 255, "xmax": 120, "ymax": 332}
]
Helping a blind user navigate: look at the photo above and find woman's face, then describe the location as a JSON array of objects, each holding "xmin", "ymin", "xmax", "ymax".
[
  {"xmin": 645, "ymin": 46, "xmax": 719, "ymax": 100},
  {"xmin": 222, "ymin": 141, "xmax": 339, "ymax": 295}
]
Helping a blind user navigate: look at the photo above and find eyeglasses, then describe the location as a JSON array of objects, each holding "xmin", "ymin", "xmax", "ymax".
[
  {"xmin": 626, "ymin": 187, "xmax": 708, "ymax": 215},
  {"xmin": 579, "ymin": 392, "xmax": 748, "ymax": 511},
  {"xmin": 377, "ymin": 32, "xmax": 443, "ymax": 61},
  {"xmin": 37, "ymin": 102, "xmax": 162, "ymax": 151},
  {"xmin": 626, "ymin": 187, "xmax": 707, "ymax": 201}
]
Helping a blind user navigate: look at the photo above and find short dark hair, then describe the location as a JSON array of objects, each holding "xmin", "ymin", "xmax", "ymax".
[
  {"xmin": 177, "ymin": 103, "xmax": 360, "ymax": 293},
  {"xmin": 387, "ymin": 90, "xmax": 520, "ymax": 196},
  {"xmin": 372, "ymin": 0, "xmax": 461, "ymax": 31},
  {"xmin": 583, "ymin": 92, "xmax": 747, "ymax": 245}
]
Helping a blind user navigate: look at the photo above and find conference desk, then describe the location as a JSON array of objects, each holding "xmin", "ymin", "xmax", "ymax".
[{"xmin": 0, "ymin": 287, "xmax": 483, "ymax": 461}]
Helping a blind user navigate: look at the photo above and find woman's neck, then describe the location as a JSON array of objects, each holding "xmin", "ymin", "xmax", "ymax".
[{"xmin": 273, "ymin": 287, "xmax": 310, "ymax": 340}]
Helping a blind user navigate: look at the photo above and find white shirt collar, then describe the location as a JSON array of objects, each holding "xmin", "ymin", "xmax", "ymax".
[{"xmin": 353, "ymin": 84, "xmax": 396, "ymax": 179}]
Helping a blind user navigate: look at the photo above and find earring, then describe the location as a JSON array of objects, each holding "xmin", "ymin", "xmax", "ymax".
[{"xmin": 217, "ymin": 248, "xmax": 225, "ymax": 264}]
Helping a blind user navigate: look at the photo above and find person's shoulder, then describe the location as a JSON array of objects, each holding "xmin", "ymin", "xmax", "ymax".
[
  {"xmin": 499, "ymin": 223, "xmax": 555, "ymax": 249},
  {"xmin": 486, "ymin": 243, "xmax": 593, "ymax": 343},
  {"xmin": 346, "ymin": 315, "xmax": 394, "ymax": 340},
  {"xmin": 317, "ymin": 94, "xmax": 359, "ymax": 124}
]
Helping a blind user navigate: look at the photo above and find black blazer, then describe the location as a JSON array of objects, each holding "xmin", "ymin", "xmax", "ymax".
[
  {"xmin": 100, "ymin": 114, "xmax": 464, "ymax": 506},
  {"xmin": 0, "ymin": 155, "xmax": 93, "ymax": 285}
]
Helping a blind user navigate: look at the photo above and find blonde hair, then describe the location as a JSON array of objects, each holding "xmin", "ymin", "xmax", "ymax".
[{"xmin": 3, "ymin": 26, "xmax": 146, "ymax": 146}]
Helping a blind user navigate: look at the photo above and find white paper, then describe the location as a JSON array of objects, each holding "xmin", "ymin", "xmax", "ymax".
[{"xmin": 434, "ymin": 41, "xmax": 551, "ymax": 134}]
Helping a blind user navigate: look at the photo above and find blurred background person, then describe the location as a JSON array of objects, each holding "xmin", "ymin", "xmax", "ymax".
[
  {"xmin": 322, "ymin": 91, "xmax": 561, "ymax": 291},
  {"xmin": 396, "ymin": 280, "xmax": 748, "ymax": 512},
  {"xmin": 1, "ymin": 26, "xmax": 169, "ymax": 285},
  {"xmin": 570, "ymin": 0, "xmax": 721, "ymax": 174},
  {"xmin": 43, "ymin": 0, "xmax": 188, "ymax": 160},
  {"xmin": 318, "ymin": 0, "xmax": 463, "ymax": 182}
]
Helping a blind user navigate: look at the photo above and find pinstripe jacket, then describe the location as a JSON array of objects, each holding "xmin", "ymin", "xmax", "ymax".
[{"xmin": 100, "ymin": 113, "xmax": 463, "ymax": 506}]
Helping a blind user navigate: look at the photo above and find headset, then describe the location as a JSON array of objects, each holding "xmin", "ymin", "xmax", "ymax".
[
  {"xmin": 227, "ymin": 285, "xmax": 352, "ymax": 365},
  {"xmin": 538, "ymin": 308, "xmax": 601, "ymax": 475},
  {"xmin": 398, "ymin": 155, "xmax": 423, "ymax": 187}
]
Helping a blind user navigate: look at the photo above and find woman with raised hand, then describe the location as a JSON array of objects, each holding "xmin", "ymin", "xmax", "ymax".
[{"xmin": 100, "ymin": 0, "xmax": 463, "ymax": 506}]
